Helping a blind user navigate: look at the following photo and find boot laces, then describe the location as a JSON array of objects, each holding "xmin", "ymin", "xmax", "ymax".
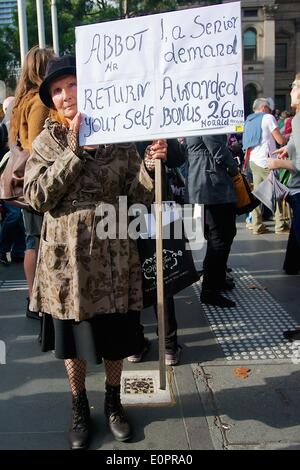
[
  {"xmin": 72, "ymin": 395, "xmax": 89, "ymax": 431},
  {"xmin": 107, "ymin": 399, "xmax": 126, "ymax": 424}
]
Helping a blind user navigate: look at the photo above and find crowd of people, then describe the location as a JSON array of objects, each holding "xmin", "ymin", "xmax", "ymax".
[{"xmin": 0, "ymin": 45, "xmax": 299, "ymax": 450}]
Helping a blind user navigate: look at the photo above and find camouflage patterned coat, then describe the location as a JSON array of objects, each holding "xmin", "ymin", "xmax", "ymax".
[{"xmin": 24, "ymin": 119, "xmax": 154, "ymax": 321}]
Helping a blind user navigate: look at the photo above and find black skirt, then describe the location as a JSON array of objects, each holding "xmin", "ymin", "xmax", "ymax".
[{"xmin": 40, "ymin": 311, "xmax": 144, "ymax": 364}]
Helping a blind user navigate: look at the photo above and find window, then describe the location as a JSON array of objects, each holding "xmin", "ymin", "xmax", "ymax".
[
  {"xmin": 243, "ymin": 29, "xmax": 257, "ymax": 63},
  {"xmin": 275, "ymin": 44, "xmax": 287, "ymax": 70},
  {"xmin": 244, "ymin": 84, "xmax": 257, "ymax": 117},
  {"xmin": 275, "ymin": 95, "xmax": 286, "ymax": 112},
  {"xmin": 243, "ymin": 9, "xmax": 258, "ymax": 17}
]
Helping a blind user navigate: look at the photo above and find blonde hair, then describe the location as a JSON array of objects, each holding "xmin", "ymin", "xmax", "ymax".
[
  {"xmin": 9, "ymin": 45, "xmax": 54, "ymax": 145},
  {"xmin": 49, "ymin": 109, "xmax": 70, "ymax": 128}
]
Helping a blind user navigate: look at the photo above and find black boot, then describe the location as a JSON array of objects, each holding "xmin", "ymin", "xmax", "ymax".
[
  {"xmin": 201, "ymin": 289, "xmax": 236, "ymax": 308},
  {"xmin": 219, "ymin": 278, "xmax": 236, "ymax": 291},
  {"xmin": 69, "ymin": 389, "xmax": 91, "ymax": 450},
  {"xmin": 26, "ymin": 297, "xmax": 40, "ymax": 320},
  {"xmin": 104, "ymin": 383, "xmax": 132, "ymax": 442}
]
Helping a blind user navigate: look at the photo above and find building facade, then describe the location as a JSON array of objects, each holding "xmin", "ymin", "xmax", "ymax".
[
  {"xmin": 233, "ymin": 0, "xmax": 300, "ymax": 115},
  {"xmin": 0, "ymin": 0, "xmax": 16, "ymax": 27},
  {"xmin": 188, "ymin": 0, "xmax": 300, "ymax": 115}
]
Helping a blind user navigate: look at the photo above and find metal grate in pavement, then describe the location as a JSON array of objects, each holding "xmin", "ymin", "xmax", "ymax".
[
  {"xmin": 193, "ymin": 268, "xmax": 298, "ymax": 361},
  {"xmin": 124, "ymin": 376, "xmax": 155, "ymax": 395},
  {"xmin": 0, "ymin": 280, "xmax": 28, "ymax": 292},
  {"xmin": 121, "ymin": 370, "xmax": 174, "ymax": 405}
]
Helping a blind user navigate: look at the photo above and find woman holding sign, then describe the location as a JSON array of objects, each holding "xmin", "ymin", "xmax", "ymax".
[{"xmin": 23, "ymin": 55, "xmax": 167, "ymax": 450}]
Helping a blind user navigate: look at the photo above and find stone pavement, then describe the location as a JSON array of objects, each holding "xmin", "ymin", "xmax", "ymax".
[{"xmin": 0, "ymin": 220, "xmax": 300, "ymax": 451}]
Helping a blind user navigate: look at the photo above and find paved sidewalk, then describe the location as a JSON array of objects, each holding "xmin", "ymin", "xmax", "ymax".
[{"xmin": 0, "ymin": 220, "xmax": 299, "ymax": 450}]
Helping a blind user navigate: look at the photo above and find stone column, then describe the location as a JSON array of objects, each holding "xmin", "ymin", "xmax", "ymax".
[
  {"xmin": 263, "ymin": 5, "xmax": 277, "ymax": 98},
  {"xmin": 295, "ymin": 19, "xmax": 300, "ymax": 73}
]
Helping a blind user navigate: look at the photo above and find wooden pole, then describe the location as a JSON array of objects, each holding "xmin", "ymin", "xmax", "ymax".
[{"xmin": 155, "ymin": 158, "xmax": 166, "ymax": 390}]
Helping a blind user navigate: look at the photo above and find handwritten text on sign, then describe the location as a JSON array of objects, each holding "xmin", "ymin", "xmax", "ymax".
[{"xmin": 75, "ymin": 1, "xmax": 244, "ymax": 145}]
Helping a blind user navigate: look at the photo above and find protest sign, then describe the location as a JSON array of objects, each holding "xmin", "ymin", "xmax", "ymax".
[{"xmin": 76, "ymin": 1, "xmax": 244, "ymax": 145}]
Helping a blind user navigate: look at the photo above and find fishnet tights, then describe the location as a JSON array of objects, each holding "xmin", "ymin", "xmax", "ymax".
[
  {"xmin": 104, "ymin": 359, "xmax": 123, "ymax": 386},
  {"xmin": 65, "ymin": 359, "xmax": 87, "ymax": 397},
  {"xmin": 64, "ymin": 358, "xmax": 123, "ymax": 394}
]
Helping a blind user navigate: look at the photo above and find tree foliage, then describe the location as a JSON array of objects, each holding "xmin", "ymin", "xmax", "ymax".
[{"xmin": 0, "ymin": 25, "xmax": 20, "ymax": 90}]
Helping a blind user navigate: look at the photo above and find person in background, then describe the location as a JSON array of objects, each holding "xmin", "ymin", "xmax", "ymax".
[
  {"xmin": 267, "ymin": 74, "xmax": 300, "ymax": 341},
  {"xmin": 273, "ymin": 107, "xmax": 281, "ymax": 121},
  {"xmin": 242, "ymin": 97, "xmax": 287, "ymax": 235},
  {"xmin": 278, "ymin": 111, "xmax": 289, "ymax": 135},
  {"xmin": 184, "ymin": 134, "xmax": 239, "ymax": 308},
  {"xmin": 267, "ymin": 74, "xmax": 300, "ymax": 275},
  {"xmin": 8, "ymin": 45, "xmax": 54, "ymax": 317},
  {"xmin": 0, "ymin": 96, "xmax": 14, "ymax": 160},
  {"xmin": 24, "ymin": 55, "xmax": 167, "ymax": 449},
  {"xmin": 2, "ymin": 96, "xmax": 14, "ymax": 115},
  {"xmin": 283, "ymin": 109, "xmax": 295, "ymax": 142},
  {"xmin": 127, "ymin": 139, "xmax": 185, "ymax": 366},
  {"xmin": 0, "ymin": 96, "xmax": 26, "ymax": 265},
  {"xmin": 227, "ymin": 133, "xmax": 244, "ymax": 168}
]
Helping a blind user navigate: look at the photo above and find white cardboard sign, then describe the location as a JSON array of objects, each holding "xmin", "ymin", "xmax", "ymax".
[{"xmin": 75, "ymin": 1, "xmax": 244, "ymax": 145}]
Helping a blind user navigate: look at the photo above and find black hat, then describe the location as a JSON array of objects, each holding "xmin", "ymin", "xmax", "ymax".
[{"xmin": 39, "ymin": 55, "xmax": 76, "ymax": 108}]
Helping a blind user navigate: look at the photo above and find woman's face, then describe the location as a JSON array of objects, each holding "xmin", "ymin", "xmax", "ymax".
[
  {"xmin": 50, "ymin": 74, "xmax": 77, "ymax": 122},
  {"xmin": 290, "ymin": 80, "xmax": 300, "ymax": 108}
]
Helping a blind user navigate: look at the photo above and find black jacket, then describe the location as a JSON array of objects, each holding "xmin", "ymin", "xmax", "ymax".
[{"xmin": 184, "ymin": 134, "xmax": 238, "ymax": 205}]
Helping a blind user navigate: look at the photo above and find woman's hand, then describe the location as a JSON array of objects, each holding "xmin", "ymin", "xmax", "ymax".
[
  {"xmin": 69, "ymin": 112, "xmax": 81, "ymax": 134},
  {"xmin": 272, "ymin": 146, "xmax": 288, "ymax": 159},
  {"xmin": 67, "ymin": 112, "xmax": 82, "ymax": 156},
  {"xmin": 144, "ymin": 139, "xmax": 167, "ymax": 172}
]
